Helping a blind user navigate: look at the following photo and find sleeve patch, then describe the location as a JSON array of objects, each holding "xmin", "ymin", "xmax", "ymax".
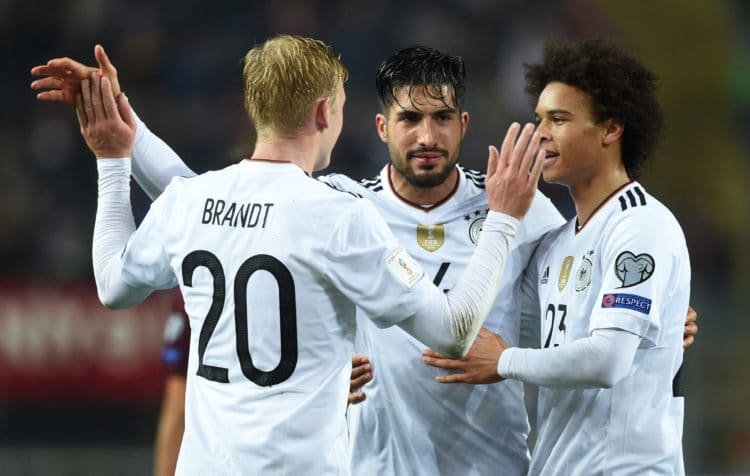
[
  {"xmin": 385, "ymin": 247, "xmax": 424, "ymax": 288},
  {"xmin": 615, "ymin": 251, "xmax": 655, "ymax": 288},
  {"xmin": 601, "ymin": 293, "xmax": 652, "ymax": 315}
]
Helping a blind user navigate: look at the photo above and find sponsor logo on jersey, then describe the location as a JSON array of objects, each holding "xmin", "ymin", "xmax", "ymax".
[
  {"xmin": 540, "ymin": 266, "xmax": 550, "ymax": 284},
  {"xmin": 464, "ymin": 208, "xmax": 488, "ymax": 245},
  {"xmin": 601, "ymin": 293, "xmax": 652, "ymax": 315},
  {"xmin": 416, "ymin": 224, "xmax": 445, "ymax": 252},
  {"xmin": 615, "ymin": 251, "xmax": 655, "ymax": 288},
  {"xmin": 575, "ymin": 251, "xmax": 594, "ymax": 292},
  {"xmin": 385, "ymin": 247, "xmax": 424, "ymax": 288},
  {"xmin": 558, "ymin": 256, "xmax": 574, "ymax": 291}
]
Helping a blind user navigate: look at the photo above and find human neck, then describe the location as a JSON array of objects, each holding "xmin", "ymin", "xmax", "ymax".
[
  {"xmin": 388, "ymin": 164, "xmax": 459, "ymax": 207},
  {"xmin": 252, "ymin": 134, "xmax": 320, "ymax": 174},
  {"xmin": 570, "ymin": 164, "xmax": 631, "ymax": 228}
]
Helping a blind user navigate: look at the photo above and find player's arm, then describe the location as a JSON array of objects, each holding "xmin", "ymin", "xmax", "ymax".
[
  {"xmin": 79, "ymin": 72, "xmax": 174, "ymax": 307},
  {"xmin": 32, "ymin": 45, "xmax": 196, "ymax": 199},
  {"xmin": 153, "ymin": 374, "xmax": 186, "ymax": 476},
  {"xmin": 423, "ymin": 325, "xmax": 640, "ymax": 388}
]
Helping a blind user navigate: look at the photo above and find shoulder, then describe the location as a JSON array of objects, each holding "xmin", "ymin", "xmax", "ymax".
[
  {"xmin": 316, "ymin": 173, "xmax": 365, "ymax": 198},
  {"xmin": 602, "ymin": 184, "xmax": 687, "ymax": 255},
  {"xmin": 458, "ymin": 165, "xmax": 486, "ymax": 190},
  {"xmin": 609, "ymin": 184, "xmax": 683, "ymax": 234}
]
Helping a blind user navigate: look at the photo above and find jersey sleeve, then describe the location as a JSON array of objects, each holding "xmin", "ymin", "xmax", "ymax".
[
  {"xmin": 589, "ymin": 210, "xmax": 684, "ymax": 346},
  {"xmin": 322, "ymin": 198, "xmax": 433, "ymax": 328},
  {"xmin": 131, "ymin": 108, "xmax": 197, "ymax": 199},
  {"xmin": 118, "ymin": 184, "xmax": 178, "ymax": 291}
]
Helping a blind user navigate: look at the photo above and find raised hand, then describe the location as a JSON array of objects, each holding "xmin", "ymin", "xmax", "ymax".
[
  {"xmin": 31, "ymin": 45, "xmax": 121, "ymax": 107},
  {"xmin": 77, "ymin": 72, "xmax": 135, "ymax": 159},
  {"xmin": 485, "ymin": 123, "xmax": 545, "ymax": 219}
]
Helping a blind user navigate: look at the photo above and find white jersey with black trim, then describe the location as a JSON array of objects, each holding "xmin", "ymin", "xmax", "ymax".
[
  {"xmin": 527, "ymin": 181, "xmax": 689, "ymax": 475},
  {"xmin": 323, "ymin": 164, "xmax": 565, "ymax": 476},
  {"xmin": 118, "ymin": 160, "xmax": 460, "ymax": 476}
]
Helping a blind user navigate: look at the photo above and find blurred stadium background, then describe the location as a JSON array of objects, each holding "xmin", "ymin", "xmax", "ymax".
[{"xmin": 2, "ymin": 0, "xmax": 748, "ymax": 474}]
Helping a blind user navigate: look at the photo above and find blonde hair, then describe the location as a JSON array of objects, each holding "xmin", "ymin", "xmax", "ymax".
[{"xmin": 243, "ymin": 35, "xmax": 348, "ymax": 138}]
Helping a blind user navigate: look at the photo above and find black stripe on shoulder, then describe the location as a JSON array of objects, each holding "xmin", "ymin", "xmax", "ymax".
[
  {"xmin": 618, "ymin": 186, "xmax": 647, "ymax": 212},
  {"xmin": 461, "ymin": 167, "xmax": 486, "ymax": 189},
  {"xmin": 320, "ymin": 179, "xmax": 362, "ymax": 198},
  {"xmin": 358, "ymin": 175, "xmax": 382, "ymax": 191}
]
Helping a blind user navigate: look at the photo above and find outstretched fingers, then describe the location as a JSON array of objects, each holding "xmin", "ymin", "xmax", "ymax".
[{"xmin": 498, "ymin": 122, "xmax": 521, "ymax": 170}]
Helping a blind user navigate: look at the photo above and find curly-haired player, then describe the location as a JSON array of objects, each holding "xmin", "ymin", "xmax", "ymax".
[{"xmin": 424, "ymin": 39, "xmax": 690, "ymax": 474}]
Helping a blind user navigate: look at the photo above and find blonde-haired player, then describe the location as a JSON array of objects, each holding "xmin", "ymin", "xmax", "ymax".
[{"xmin": 64, "ymin": 35, "xmax": 543, "ymax": 475}]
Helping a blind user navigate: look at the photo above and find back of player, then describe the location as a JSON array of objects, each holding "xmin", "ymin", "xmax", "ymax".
[
  {"xmin": 529, "ymin": 182, "xmax": 689, "ymax": 474},
  {"xmin": 159, "ymin": 160, "xmax": 414, "ymax": 474}
]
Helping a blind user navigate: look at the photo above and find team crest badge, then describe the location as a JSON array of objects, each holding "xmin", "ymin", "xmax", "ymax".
[
  {"xmin": 615, "ymin": 251, "xmax": 655, "ymax": 288},
  {"xmin": 464, "ymin": 208, "xmax": 488, "ymax": 245},
  {"xmin": 558, "ymin": 256, "xmax": 574, "ymax": 291},
  {"xmin": 417, "ymin": 224, "xmax": 445, "ymax": 252},
  {"xmin": 575, "ymin": 251, "xmax": 594, "ymax": 292}
]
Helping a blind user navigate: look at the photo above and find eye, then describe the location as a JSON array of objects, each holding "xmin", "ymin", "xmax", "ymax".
[
  {"xmin": 437, "ymin": 112, "xmax": 453, "ymax": 121},
  {"xmin": 552, "ymin": 116, "xmax": 566, "ymax": 125},
  {"xmin": 399, "ymin": 112, "xmax": 420, "ymax": 123}
]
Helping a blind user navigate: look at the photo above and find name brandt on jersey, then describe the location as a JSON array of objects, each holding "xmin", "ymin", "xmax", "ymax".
[{"xmin": 202, "ymin": 198, "xmax": 274, "ymax": 229}]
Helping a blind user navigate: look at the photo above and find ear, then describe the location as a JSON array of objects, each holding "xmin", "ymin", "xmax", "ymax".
[
  {"xmin": 602, "ymin": 119, "xmax": 624, "ymax": 146},
  {"xmin": 375, "ymin": 113, "xmax": 388, "ymax": 143},
  {"xmin": 314, "ymin": 96, "xmax": 331, "ymax": 131},
  {"xmin": 461, "ymin": 111, "xmax": 470, "ymax": 138}
]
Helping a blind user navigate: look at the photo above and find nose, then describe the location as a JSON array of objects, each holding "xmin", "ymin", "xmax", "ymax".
[
  {"xmin": 417, "ymin": 119, "xmax": 437, "ymax": 147},
  {"xmin": 535, "ymin": 120, "xmax": 552, "ymax": 142}
]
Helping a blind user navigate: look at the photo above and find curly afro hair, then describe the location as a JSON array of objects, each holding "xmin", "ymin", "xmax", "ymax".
[{"xmin": 524, "ymin": 39, "xmax": 663, "ymax": 179}]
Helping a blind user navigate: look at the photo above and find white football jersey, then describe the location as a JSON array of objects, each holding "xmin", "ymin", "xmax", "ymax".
[
  {"xmin": 324, "ymin": 164, "xmax": 564, "ymax": 476},
  {"xmin": 526, "ymin": 182, "xmax": 689, "ymax": 475},
  {"xmin": 117, "ymin": 160, "xmax": 447, "ymax": 476}
]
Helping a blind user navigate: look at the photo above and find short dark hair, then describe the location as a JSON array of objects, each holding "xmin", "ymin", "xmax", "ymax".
[
  {"xmin": 376, "ymin": 46, "xmax": 466, "ymax": 113},
  {"xmin": 524, "ymin": 39, "xmax": 663, "ymax": 179}
]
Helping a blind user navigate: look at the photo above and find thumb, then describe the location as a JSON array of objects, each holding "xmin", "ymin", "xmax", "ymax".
[
  {"xmin": 95, "ymin": 44, "xmax": 114, "ymax": 73},
  {"xmin": 95, "ymin": 44, "xmax": 121, "ymax": 96}
]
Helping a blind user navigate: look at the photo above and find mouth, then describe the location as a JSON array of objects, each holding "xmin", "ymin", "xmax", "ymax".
[
  {"xmin": 410, "ymin": 151, "xmax": 445, "ymax": 166},
  {"xmin": 543, "ymin": 150, "xmax": 559, "ymax": 164}
]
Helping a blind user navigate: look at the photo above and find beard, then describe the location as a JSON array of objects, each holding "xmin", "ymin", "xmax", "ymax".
[{"xmin": 389, "ymin": 144, "xmax": 461, "ymax": 188}]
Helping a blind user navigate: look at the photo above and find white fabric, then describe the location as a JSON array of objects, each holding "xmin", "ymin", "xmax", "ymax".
[
  {"xmin": 522, "ymin": 181, "xmax": 689, "ymax": 475},
  {"xmin": 126, "ymin": 113, "xmax": 571, "ymax": 475},
  {"xmin": 498, "ymin": 328, "xmax": 641, "ymax": 388},
  {"xmin": 325, "ymin": 167, "xmax": 565, "ymax": 476},
  {"xmin": 132, "ymin": 110, "xmax": 195, "ymax": 198},
  {"xmin": 94, "ymin": 157, "xmax": 520, "ymax": 476}
]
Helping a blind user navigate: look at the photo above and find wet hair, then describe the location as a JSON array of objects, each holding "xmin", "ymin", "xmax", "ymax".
[
  {"xmin": 243, "ymin": 35, "xmax": 348, "ymax": 138},
  {"xmin": 524, "ymin": 39, "xmax": 663, "ymax": 179},
  {"xmin": 376, "ymin": 46, "xmax": 466, "ymax": 113}
]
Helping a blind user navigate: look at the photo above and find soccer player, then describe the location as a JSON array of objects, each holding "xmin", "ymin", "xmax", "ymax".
[
  {"xmin": 423, "ymin": 39, "xmax": 690, "ymax": 474},
  {"xmin": 69, "ymin": 35, "xmax": 543, "ymax": 475},
  {"xmin": 32, "ymin": 43, "xmax": 698, "ymax": 475},
  {"xmin": 153, "ymin": 291, "xmax": 189, "ymax": 476}
]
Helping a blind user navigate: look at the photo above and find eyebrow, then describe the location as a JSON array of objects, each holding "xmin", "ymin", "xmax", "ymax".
[
  {"xmin": 395, "ymin": 106, "xmax": 457, "ymax": 117},
  {"xmin": 537, "ymin": 109, "xmax": 573, "ymax": 116}
]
